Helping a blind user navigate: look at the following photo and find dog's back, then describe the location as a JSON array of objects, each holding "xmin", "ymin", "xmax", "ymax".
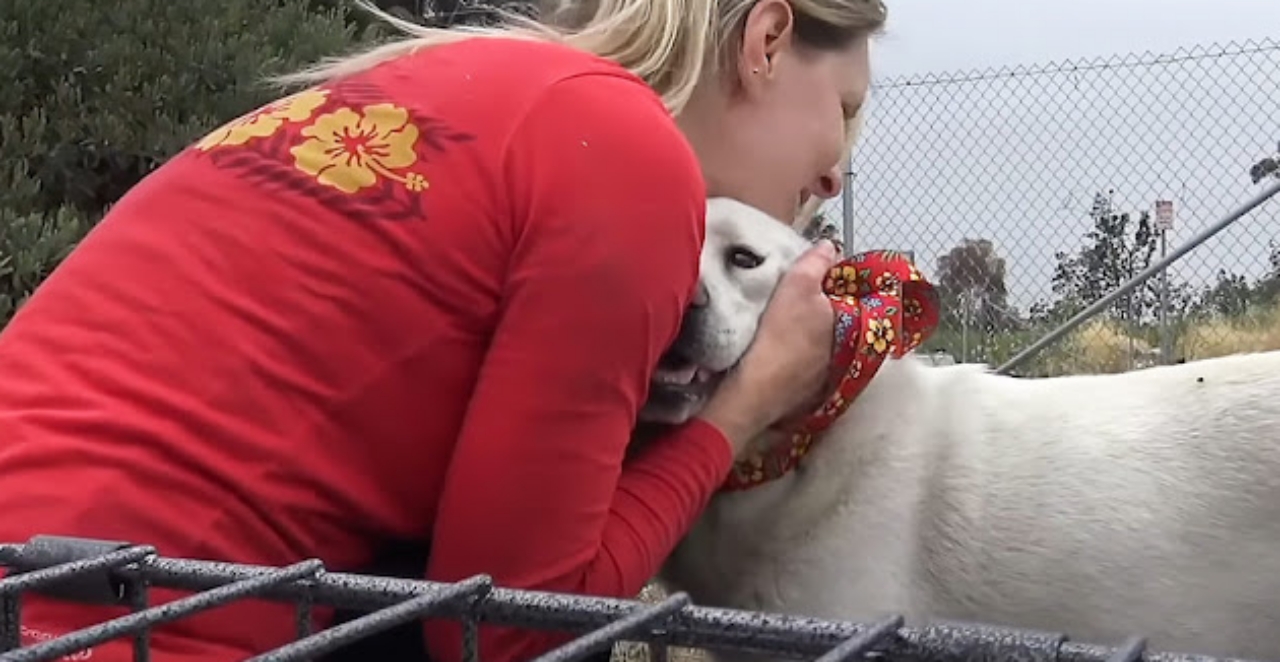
[
  {"xmin": 906, "ymin": 354, "xmax": 1280, "ymax": 652},
  {"xmin": 667, "ymin": 351, "xmax": 1280, "ymax": 660}
]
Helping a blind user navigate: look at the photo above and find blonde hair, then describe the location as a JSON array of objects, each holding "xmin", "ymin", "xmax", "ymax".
[{"xmin": 275, "ymin": 0, "xmax": 887, "ymax": 117}]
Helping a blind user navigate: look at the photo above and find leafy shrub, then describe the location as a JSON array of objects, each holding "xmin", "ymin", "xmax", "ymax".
[{"xmin": 1, "ymin": 0, "xmax": 381, "ymax": 324}]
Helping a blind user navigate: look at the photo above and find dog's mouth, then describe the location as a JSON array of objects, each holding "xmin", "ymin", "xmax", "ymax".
[
  {"xmin": 652, "ymin": 348, "xmax": 720, "ymax": 390},
  {"xmin": 641, "ymin": 348, "xmax": 727, "ymax": 426}
]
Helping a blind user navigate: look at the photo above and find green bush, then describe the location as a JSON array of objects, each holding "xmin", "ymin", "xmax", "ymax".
[{"xmin": 1, "ymin": 0, "xmax": 382, "ymax": 326}]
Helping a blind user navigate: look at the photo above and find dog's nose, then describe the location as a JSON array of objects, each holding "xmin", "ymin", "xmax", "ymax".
[{"xmin": 692, "ymin": 282, "xmax": 709, "ymax": 308}]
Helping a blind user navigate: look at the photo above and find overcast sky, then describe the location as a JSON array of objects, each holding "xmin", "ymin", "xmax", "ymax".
[
  {"xmin": 827, "ymin": 0, "xmax": 1280, "ymax": 311},
  {"xmin": 873, "ymin": 0, "xmax": 1280, "ymax": 77}
]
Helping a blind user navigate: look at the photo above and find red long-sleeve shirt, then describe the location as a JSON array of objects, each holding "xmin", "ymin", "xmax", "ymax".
[{"xmin": 0, "ymin": 37, "xmax": 731, "ymax": 662}]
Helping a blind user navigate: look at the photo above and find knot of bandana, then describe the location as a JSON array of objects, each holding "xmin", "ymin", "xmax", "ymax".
[{"xmin": 720, "ymin": 249, "xmax": 941, "ymax": 492}]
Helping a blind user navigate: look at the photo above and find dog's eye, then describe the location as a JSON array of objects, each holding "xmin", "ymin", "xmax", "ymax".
[{"xmin": 727, "ymin": 246, "xmax": 765, "ymax": 270}]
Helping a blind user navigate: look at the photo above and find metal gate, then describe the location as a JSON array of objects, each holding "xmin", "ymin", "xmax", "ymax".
[{"xmin": 0, "ymin": 536, "xmax": 1255, "ymax": 662}]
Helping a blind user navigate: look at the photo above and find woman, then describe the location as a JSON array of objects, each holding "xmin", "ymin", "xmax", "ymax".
[{"xmin": 0, "ymin": 0, "xmax": 885, "ymax": 660}]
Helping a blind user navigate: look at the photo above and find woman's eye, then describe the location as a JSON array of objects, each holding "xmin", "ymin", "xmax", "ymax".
[{"xmin": 728, "ymin": 247, "xmax": 765, "ymax": 269}]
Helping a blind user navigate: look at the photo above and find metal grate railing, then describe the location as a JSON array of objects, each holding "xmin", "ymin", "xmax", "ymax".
[{"xmin": 0, "ymin": 535, "xmax": 1259, "ymax": 662}]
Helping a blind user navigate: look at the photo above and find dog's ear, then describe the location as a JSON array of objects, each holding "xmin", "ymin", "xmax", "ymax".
[
  {"xmin": 795, "ymin": 207, "xmax": 846, "ymax": 255},
  {"xmin": 791, "ymin": 196, "xmax": 824, "ymax": 232}
]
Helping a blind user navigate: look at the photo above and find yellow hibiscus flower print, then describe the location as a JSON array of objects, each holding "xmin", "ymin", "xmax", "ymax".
[
  {"xmin": 864, "ymin": 317, "xmax": 896, "ymax": 355},
  {"xmin": 291, "ymin": 103, "xmax": 428, "ymax": 194},
  {"xmin": 789, "ymin": 434, "xmax": 813, "ymax": 458},
  {"xmin": 196, "ymin": 89, "xmax": 329, "ymax": 151},
  {"xmin": 874, "ymin": 271, "xmax": 901, "ymax": 293},
  {"xmin": 824, "ymin": 264, "xmax": 861, "ymax": 296},
  {"xmin": 734, "ymin": 454, "xmax": 766, "ymax": 483}
]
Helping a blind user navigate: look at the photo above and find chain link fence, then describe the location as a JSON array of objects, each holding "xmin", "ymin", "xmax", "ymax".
[{"xmin": 819, "ymin": 39, "xmax": 1280, "ymax": 376}]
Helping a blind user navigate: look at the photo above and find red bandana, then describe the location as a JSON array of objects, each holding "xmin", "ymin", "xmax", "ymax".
[{"xmin": 720, "ymin": 249, "xmax": 941, "ymax": 492}]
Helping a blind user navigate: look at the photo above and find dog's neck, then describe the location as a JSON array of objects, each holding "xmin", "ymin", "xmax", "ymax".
[{"xmin": 719, "ymin": 250, "xmax": 941, "ymax": 492}]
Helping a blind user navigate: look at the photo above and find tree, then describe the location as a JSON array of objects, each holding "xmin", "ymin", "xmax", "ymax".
[
  {"xmin": 1251, "ymin": 157, "xmax": 1279, "ymax": 184},
  {"xmin": 1249, "ymin": 140, "xmax": 1280, "ymax": 184},
  {"xmin": 1, "ymin": 0, "xmax": 376, "ymax": 326},
  {"xmin": 1198, "ymin": 270, "xmax": 1254, "ymax": 318},
  {"xmin": 1248, "ymin": 240, "xmax": 1280, "ymax": 307},
  {"xmin": 935, "ymin": 238, "xmax": 1018, "ymax": 333},
  {"xmin": 1043, "ymin": 190, "xmax": 1173, "ymax": 325},
  {"xmin": 1245, "ymin": 143, "xmax": 1279, "ymax": 307},
  {"xmin": 377, "ymin": 0, "xmax": 539, "ymax": 25},
  {"xmin": 1187, "ymin": 239, "xmax": 1280, "ymax": 318}
]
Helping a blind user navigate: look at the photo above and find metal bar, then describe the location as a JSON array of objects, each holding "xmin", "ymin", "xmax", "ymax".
[
  {"xmin": 0, "ymin": 594, "xmax": 18, "ymax": 652},
  {"xmin": 0, "ymin": 541, "xmax": 1266, "ymax": 662},
  {"xmin": 1107, "ymin": 636, "xmax": 1149, "ymax": 662},
  {"xmin": 530, "ymin": 593, "xmax": 691, "ymax": 662},
  {"xmin": 0, "ymin": 546, "xmax": 154, "ymax": 599},
  {"xmin": 0, "ymin": 561, "xmax": 322, "ymax": 662},
  {"xmin": 812, "ymin": 615, "xmax": 903, "ymax": 662},
  {"xmin": 887, "ymin": 622, "xmax": 1065, "ymax": 662},
  {"xmin": 95, "ymin": 554, "xmax": 854, "ymax": 655},
  {"xmin": 995, "ymin": 178, "xmax": 1280, "ymax": 375},
  {"xmin": 125, "ymin": 578, "xmax": 150, "ymax": 662},
  {"xmin": 461, "ymin": 586, "xmax": 483, "ymax": 662},
  {"xmin": 99, "ymin": 562, "xmax": 1262, "ymax": 661},
  {"xmin": 462, "ymin": 618, "xmax": 480, "ymax": 662},
  {"xmin": 0, "ymin": 544, "xmax": 157, "ymax": 654},
  {"xmin": 244, "ymin": 575, "xmax": 492, "ymax": 662},
  {"xmin": 293, "ymin": 594, "xmax": 313, "ymax": 640}
]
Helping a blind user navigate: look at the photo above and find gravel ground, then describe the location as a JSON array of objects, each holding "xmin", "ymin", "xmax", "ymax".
[{"xmin": 608, "ymin": 583, "xmax": 710, "ymax": 662}]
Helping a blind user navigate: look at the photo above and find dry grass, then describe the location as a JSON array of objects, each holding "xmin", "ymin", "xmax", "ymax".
[
  {"xmin": 1178, "ymin": 304, "xmax": 1280, "ymax": 360},
  {"xmin": 1058, "ymin": 319, "xmax": 1161, "ymax": 374},
  {"xmin": 1052, "ymin": 304, "xmax": 1280, "ymax": 375}
]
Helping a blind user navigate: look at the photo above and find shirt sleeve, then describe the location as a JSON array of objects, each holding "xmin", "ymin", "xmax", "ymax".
[{"xmin": 421, "ymin": 72, "xmax": 735, "ymax": 662}]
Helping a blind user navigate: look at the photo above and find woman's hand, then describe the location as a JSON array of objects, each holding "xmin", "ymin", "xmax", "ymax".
[{"xmin": 697, "ymin": 240, "xmax": 839, "ymax": 454}]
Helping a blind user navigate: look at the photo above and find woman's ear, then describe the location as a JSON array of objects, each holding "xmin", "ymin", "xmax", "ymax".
[{"xmin": 736, "ymin": 0, "xmax": 797, "ymax": 92}]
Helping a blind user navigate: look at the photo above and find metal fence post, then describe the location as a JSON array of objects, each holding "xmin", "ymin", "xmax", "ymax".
[{"xmin": 841, "ymin": 154, "xmax": 856, "ymax": 257}]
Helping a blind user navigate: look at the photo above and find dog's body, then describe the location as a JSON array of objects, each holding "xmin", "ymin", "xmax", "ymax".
[{"xmin": 646, "ymin": 198, "xmax": 1280, "ymax": 661}]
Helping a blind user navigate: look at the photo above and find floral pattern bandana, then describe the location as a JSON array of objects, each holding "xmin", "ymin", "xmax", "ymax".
[{"xmin": 721, "ymin": 249, "xmax": 941, "ymax": 491}]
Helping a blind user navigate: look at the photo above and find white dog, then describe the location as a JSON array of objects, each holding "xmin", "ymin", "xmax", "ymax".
[{"xmin": 642, "ymin": 197, "xmax": 1280, "ymax": 661}]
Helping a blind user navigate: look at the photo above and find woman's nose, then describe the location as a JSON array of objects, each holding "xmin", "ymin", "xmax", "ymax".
[{"xmin": 811, "ymin": 165, "xmax": 843, "ymax": 199}]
